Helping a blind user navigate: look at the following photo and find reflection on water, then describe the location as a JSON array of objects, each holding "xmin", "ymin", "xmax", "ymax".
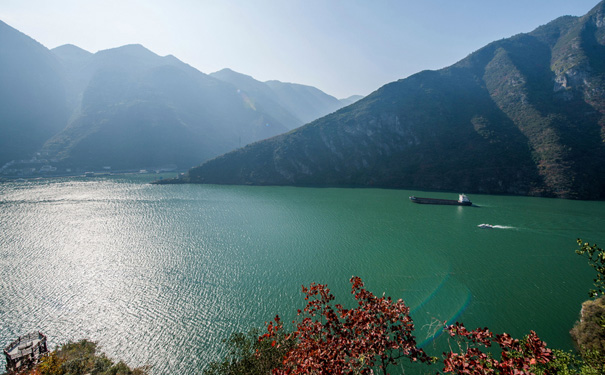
[{"xmin": 0, "ymin": 176, "xmax": 604, "ymax": 374}]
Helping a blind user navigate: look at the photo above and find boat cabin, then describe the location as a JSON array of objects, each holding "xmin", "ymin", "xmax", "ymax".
[{"xmin": 458, "ymin": 194, "xmax": 470, "ymax": 203}]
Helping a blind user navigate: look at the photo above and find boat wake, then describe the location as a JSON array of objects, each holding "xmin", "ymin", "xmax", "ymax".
[{"xmin": 477, "ymin": 224, "xmax": 515, "ymax": 229}]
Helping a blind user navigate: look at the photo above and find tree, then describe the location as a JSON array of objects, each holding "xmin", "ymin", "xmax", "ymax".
[
  {"xmin": 575, "ymin": 239, "xmax": 605, "ymax": 298},
  {"xmin": 207, "ymin": 242, "xmax": 605, "ymax": 374},
  {"xmin": 261, "ymin": 276, "xmax": 434, "ymax": 374},
  {"xmin": 570, "ymin": 297, "xmax": 605, "ymax": 355},
  {"xmin": 35, "ymin": 340, "xmax": 148, "ymax": 375},
  {"xmin": 441, "ymin": 322, "xmax": 553, "ymax": 374},
  {"xmin": 571, "ymin": 239, "xmax": 605, "ymax": 373},
  {"xmin": 203, "ymin": 328, "xmax": 293, "ymax": 375}
]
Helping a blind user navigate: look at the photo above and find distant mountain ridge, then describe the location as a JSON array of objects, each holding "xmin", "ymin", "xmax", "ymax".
[
  {"xmin": 40, "ymin": 44, "xmax": 293, "ymax": 170},
  {"xmin": 338, "ymin": 95, "xmax": 364, "ymax": 107},
  {"xmin": 0, "ymin": 20, "xmax": 68, "ymax": 167},
  {"xmin": 0, "ymin": 22, "xmax": 358, "ymax": 173},
  {"xmin": 209, "ymin": 68, "xmax": 303, "ymax": 130},
  {"xmin": 183, "ymin": 1, "xmax": 605, "ymax": 199},
  {"xmin": 210, "ymin": 68, "xmax": 360, "ymax": 129},
  {"xmin": 263, "ymin": 79, "xmax": 348, "ymax": 125}
]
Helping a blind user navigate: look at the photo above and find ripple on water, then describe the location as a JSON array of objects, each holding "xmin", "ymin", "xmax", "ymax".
[{"xmin": 0, "ymin": 179, "xmax": 604, "ymax": 374}]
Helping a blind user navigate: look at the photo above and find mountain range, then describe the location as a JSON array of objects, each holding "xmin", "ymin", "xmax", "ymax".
[
  {"xmin": 210, "ymin": 68, "xmax": 360, "ymax": 129},
  {"xmin": 182, "ymin": 1, "xmax": 605, "ymax": 199},
  {"xmin": 0, "ymin": 21, "xmax": 358, "ymax": 172},
  {"xmin": 0, "ymin": 21, "xmax": 68, "ymax": 167}
]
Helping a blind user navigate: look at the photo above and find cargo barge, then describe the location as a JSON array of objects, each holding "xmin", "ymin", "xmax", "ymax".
[{"xmin": 409, "ymin": 194, "xmax": 472, "ymax": 206}]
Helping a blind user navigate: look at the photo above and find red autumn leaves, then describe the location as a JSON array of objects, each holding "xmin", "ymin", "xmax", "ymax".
[
  {"xmin": 260, "ymin": 277, "xmax": 553, "ymax": 374},
  {"xmin": 443, "ymin": 323, "xmax": 553, "ymax": 374}
]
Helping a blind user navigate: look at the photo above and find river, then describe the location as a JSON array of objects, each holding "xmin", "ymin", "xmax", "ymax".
[{"xmin": 0, "ymin": 175, "xmax": 603, "ymax": 373}]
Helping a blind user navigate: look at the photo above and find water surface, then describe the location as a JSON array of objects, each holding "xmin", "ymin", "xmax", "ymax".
[{"xmin": 0, "ymin": 176, "xmax": 603, "ymax": 373}]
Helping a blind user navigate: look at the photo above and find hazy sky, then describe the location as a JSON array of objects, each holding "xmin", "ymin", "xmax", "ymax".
[{"xmin": 0, "ymin": 0, "xmax": 600, "ymax": 98}]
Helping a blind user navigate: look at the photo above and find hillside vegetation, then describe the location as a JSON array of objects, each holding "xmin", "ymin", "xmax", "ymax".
[
  {"xmin": 185, "ymin": 1, "xmax": 605, "ymax": 199},
  {"xmin": 0, "ymin": 22, "xmax": 353, "ymax": 173}
]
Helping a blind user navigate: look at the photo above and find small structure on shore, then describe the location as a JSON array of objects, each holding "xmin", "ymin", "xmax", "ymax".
[{"xmin": 4, "ymin": 331, "xmax": 48, "ymax": 374}]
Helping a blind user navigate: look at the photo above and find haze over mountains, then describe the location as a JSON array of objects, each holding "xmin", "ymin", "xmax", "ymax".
[
  {"xmin": 0, "ymin": 21, "xmax": 68, "ymax": 167},
  {"xmin": 210, "ymin": 68, "xmax": 360, "ymax": 129},
  {"xmin": 0, "ymin": 20, "xmax": 358, "ymax": 173},
  {"xmin": 2, "ymin": 1, "xmax": 605, "ymax": 199},
  {"xmin": 183, "ymin": 1, "xmax": 605, "ymax": 199}
]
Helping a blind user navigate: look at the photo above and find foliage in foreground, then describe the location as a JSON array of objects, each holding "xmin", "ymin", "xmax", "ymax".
[
  {"xmin": 443, "ymin": 323, "xmax": 552, "ymax": 373},
  {"xmin": 575, "ymin": 239, "xmax": 605, "ymax": 298},
  {"xmin": 30, "ymin": 339, "xmax": 148, "ymax": 375},
  {"xmin": 203, "ymin": 328, "xmax": 294, "ymax": 375},
  {"xmin": 205, "ymin": 277, "xmax": 569, "ymax": 374},
  {"xmin": 263, "ymin": 276, "xmax": 434, "ymax": 374},
  {"xmin": 206, "ymin": 237, "xmax": 605, "ymax": 374},
  {"xmin": 570, "ymin": 297, "xmax": 605, "ymax": 355},
  {"xmin": 19, "ymin": 238, "xmax": 605, "ymax": 374}
]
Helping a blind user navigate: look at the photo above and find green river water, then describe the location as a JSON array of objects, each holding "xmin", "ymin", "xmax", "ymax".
[{"xmin": 0, "ymin": 175, "xmax": 603, "ymax": 373}]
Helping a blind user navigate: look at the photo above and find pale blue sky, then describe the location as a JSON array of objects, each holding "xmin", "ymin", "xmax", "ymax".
[{"xmin": 0, "ymin": 0, "xmax": 600, "ymax": 98}]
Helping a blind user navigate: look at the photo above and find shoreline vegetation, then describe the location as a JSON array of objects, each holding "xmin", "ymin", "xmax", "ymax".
[
  {"xmin": 8, "ymin": 240, "xmax": 605, "ymax": 375},
  {"xmin": 0, "ymin": 171, "xmax": 184, "ymax": 183},
  {"xmin": 5, "ymin": 340, "xmax": 148, "ymax": 375},
  {"xmin": 202, "ymin": 265, "xmax": 605, "ymax": 375}
]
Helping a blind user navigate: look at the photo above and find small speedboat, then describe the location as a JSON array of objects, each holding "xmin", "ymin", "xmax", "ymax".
[{"xmin": 477, "ymin": 224, "xmax": 494, "ymax": 229}]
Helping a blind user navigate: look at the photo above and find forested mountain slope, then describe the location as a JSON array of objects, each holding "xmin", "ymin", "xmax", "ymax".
[
  {"xmin": 185, "ymin": 2, "xmax": 605, "ymax": 199},
  {"xmin": 0, "ymin": 21, "xmax": 350, "ymax": 172},
  {"xmin": 41, "ymin": 45, "xmax": 289, "ymax": 170},
  {"xmin": 0, "ymin": 21, "xmax": 68, "ymax": 166}
]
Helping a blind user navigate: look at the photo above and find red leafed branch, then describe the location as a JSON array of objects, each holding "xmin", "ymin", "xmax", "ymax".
[
  {"xmin": 442, "ymin": 323, "xmax": 553, "ymax": 374},
  {"xmin": 261, "ymin": 276, "xmax": 433, "ymax": 375}
]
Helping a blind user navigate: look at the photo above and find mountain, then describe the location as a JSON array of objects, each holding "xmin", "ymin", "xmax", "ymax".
[
  {"xmin": 263, "ymin": 80, "xmax": 348, "ymax": 125},
  {"xmin": 0, "ymin": 18, "xmax": 360, "ymax": 173},
  {"xmin": 51, "ymin": 44, "xmax": 93, "ymax": 113},
  {"xmin": 339, "ymin": 95, "xmax": 364, "ymax": 107},
  {"xmin": 210, "ymin": 68, "xmax": 356, "ymax": 129},
  {"xmin": 0, "ymin": 20, "xmax": 365, "ymax": 173},
  {"xmin": 0, "ymin": 20, "xmax": 68, "ymax": 166},
  {"xmin": 40, "ymin": 45, "xmax": 290, "ymax": 170},
  {"xmin": 210, "ymin": 68, "xmax": 303, "ymax": 130},
  {"xmin": 182, "ymin": 1, "xmax": 605, "ymax": 199}
]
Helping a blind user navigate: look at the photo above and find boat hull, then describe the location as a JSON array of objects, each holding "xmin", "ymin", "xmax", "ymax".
[{"xmin": 409, "ymin": 196, "xmax": 472, "ymax": 206}]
